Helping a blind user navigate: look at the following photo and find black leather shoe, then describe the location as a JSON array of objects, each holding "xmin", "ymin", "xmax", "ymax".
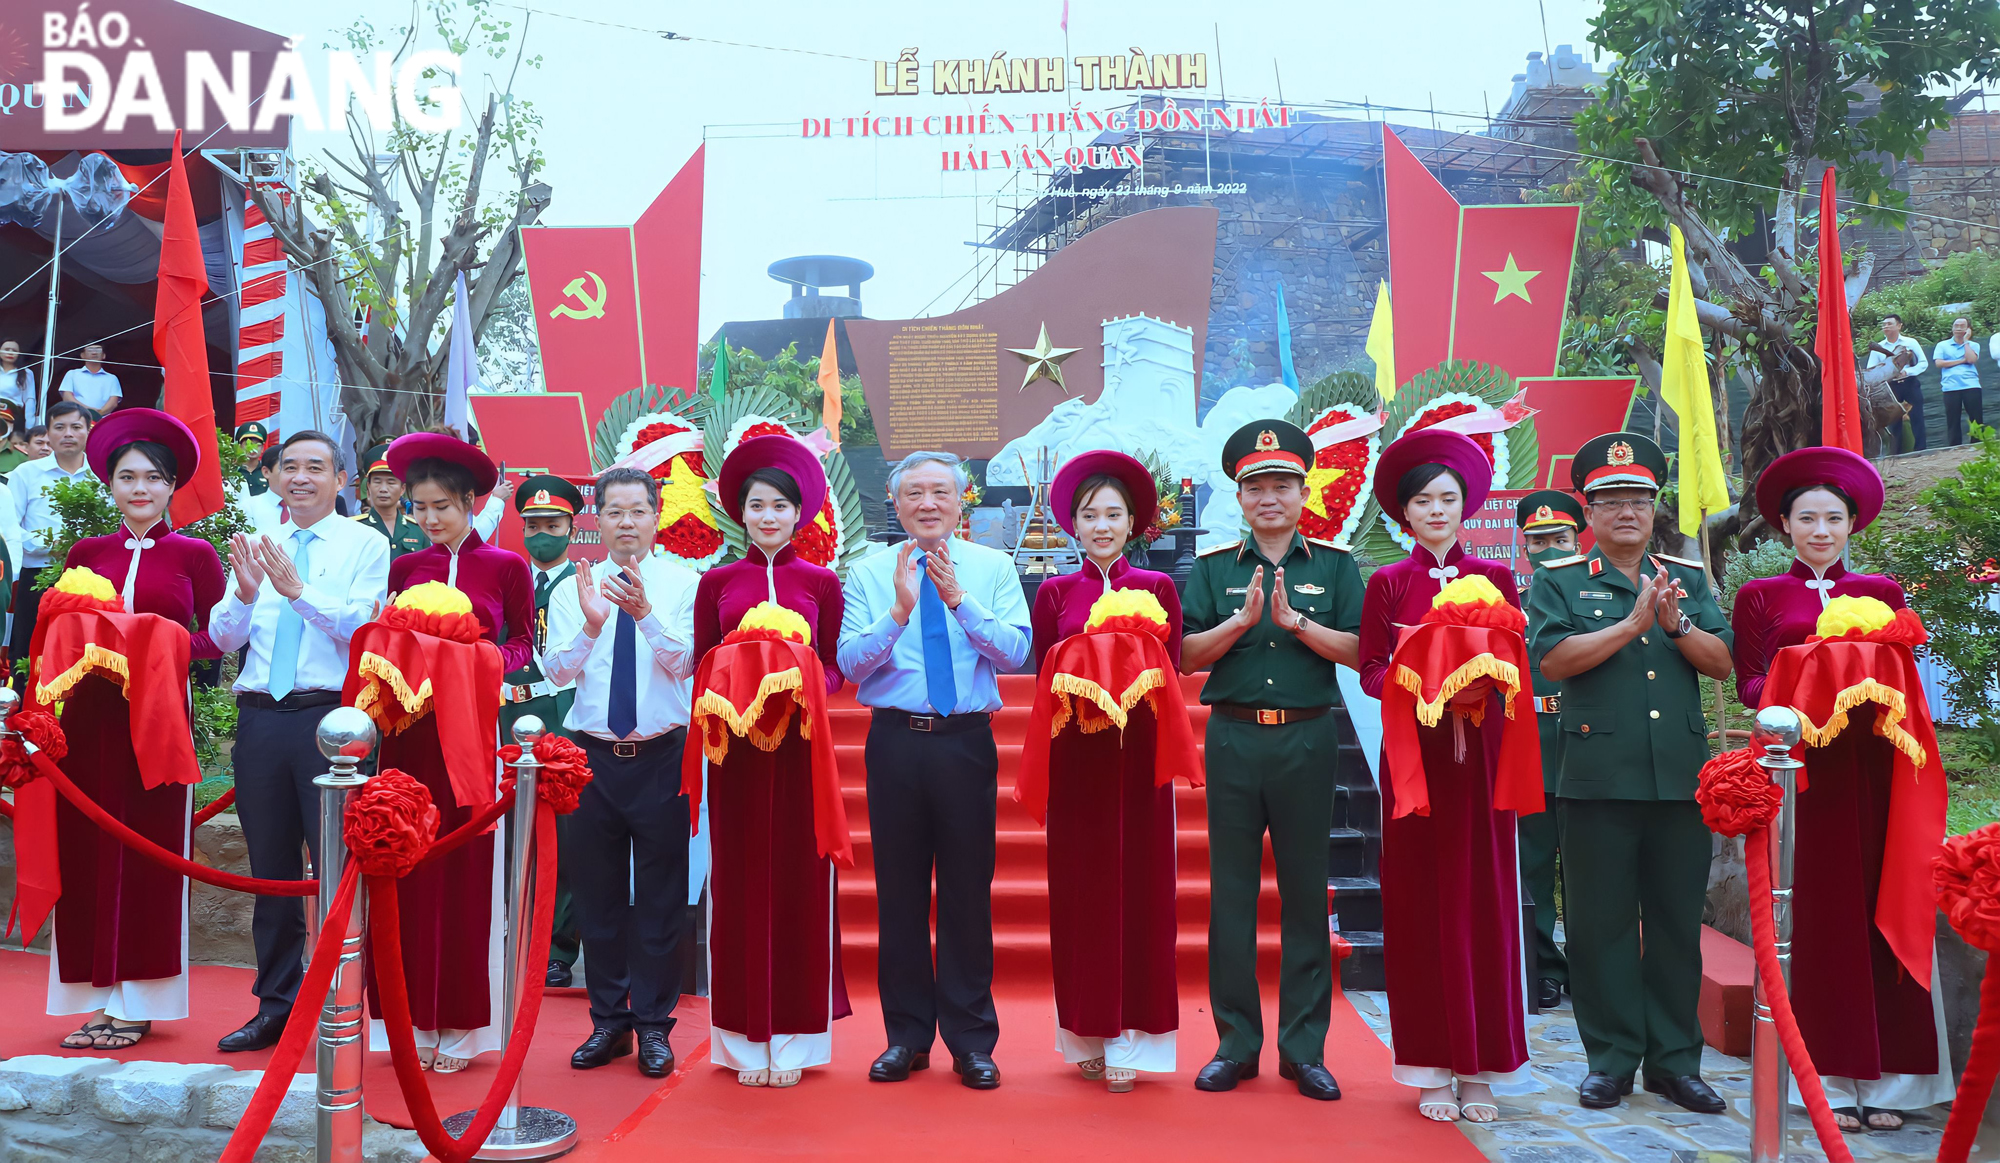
[
  {"xmin": 1644, "ymin": 1073, "xmax": 1725, "ymax": 1114},
  {"xmin": 1578, "ymin": 1071, "xmax": 1634, "ymax": 1108},
  {"xmin": 218, "ymin": 1012, "xmax": 288, "ymax": 1053},
  {"xmin": 952, "ymin": 1051, "xmax": 1001, "ymax": 1090},
  {"xmin": 571, "ymin": 1026, "xmax": 633, "ymax": 1069},
  {"xmin": 546, "ymin": 960, "xmax": 573, "ymax": 988},
  {"xmin": 1537, "ymin": 977, "xmax": 1564, "ymax": 1008},
  {"xmin": 868, "ymin": 1046, "xmax": 930, "ymax": 1081},
  {"xmin": 637, "ymin": 1030, "xmax": 674, "ymax": 1078},
  {"xmin": 1278, "ymin": 1059, "xmax": 1342, "ymax": 1101},
  {"xmin": 1193, "ymin": 1055, "xmax": 1259, "ymax": 1091}
]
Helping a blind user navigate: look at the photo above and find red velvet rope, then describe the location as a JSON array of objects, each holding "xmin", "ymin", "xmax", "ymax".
[
  {"xmin": 1939, "ymin": 959, "xmax": 2000, "ymax": 1163},
  {"xmin": 1745, "ymin": 831, "xmax": 1855, "ymax": 1163},
  {"xmin": 367, "ymin": 799, "xmax": 558, "ymax": 1163},
  {"xmin": 217, "ymin": 862, "xmax": 361, "ymax": 1163},
  {"xmin": 191, "ymin": 787, "xmax": 236, "ymax": 828}
]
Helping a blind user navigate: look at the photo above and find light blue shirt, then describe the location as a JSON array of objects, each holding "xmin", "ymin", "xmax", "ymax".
[
  {"xmin": 837, "ymin": 539, "xmax": 1032, "ymax": 714},
  {"xmin": 1935, "ymin": 338, "xmax": 1982, "ymax": 393}
]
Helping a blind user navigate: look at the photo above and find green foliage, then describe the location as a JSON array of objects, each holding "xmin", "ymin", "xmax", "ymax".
[
  {"xmin": 191, "ymin": 666, "xmax": 239, "ymax": 782},
  {"xmin": 1575, "ymin": 0, "xmax": 2000, "ymax": 247},
  {"xmin": 33, "ymin": 431, "xmax": 255, "ymax": 590},
  {"xmin": 1852, "ymin": 251, "xmax": 2000, "ymax": 341},
  {"xmin": 1719, "ymin": 538, "xmax": 1797, "ymax": 610},
  {"xmin": 1852, "ymin": 424, "xmax": 2000, "ymax": 712},
  {"xmin": 699, "ymin": 341, "xmax": 876, "ymax": 449}
]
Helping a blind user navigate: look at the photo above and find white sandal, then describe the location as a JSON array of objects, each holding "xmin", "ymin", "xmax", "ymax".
[
  {"xmin": 768, "ymin": 1068, "xmax": 803, "ymax": 1088},
  {"xmin": 737, "ymin": 1069, "xmax": 769, "ymax": 1087},
  {"xmin": 1106, "ymin": 1066, "xmax": 1138, "ymax": 1093},
  {"xmin": 1419, "ymin": 1085, "xmax": 1460, "ymax": 1122},
  {"xmin": 1078, "ymin": 1057, "xmax": 1106, "ymax": 1081},
  {"xmin": 431, "ymin": 1053, "xmax": 471, "ymax": 1074}
]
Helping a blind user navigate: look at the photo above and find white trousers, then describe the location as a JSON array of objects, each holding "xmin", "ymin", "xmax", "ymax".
[{"xmin": 1056, "ymin": 1028, "xmax": 1177, "ymax": 1073}]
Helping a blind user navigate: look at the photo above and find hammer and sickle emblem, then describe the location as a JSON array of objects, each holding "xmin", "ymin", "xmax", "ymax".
[{"xmin": 548, "ymin": 271, "xmax": 608, "ymax": 321}]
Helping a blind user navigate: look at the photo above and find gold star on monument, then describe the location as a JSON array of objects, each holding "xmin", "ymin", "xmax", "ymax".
[
  {"xmin": 1007, "ymin": 323, "xmax": 1082, "ymax": 393},
  {"xmin": 1482, "ymin": 254, "xmax": 1541, "ymax": 303}
]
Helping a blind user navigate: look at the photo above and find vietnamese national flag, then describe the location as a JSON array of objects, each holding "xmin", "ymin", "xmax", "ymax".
[
  {"xmin": 1815, "ymin": 168, "xmax": 1863, "ymax": 454},
  {"xmin": 158, "ymin": 130, "xmax": 226, "ymax": 528},
  {"xmin": 1383, "ymin": 127, "xmax": 1458, "ymax": 384},
  {"xmin": 1448, "ymin": 204, "xmax": 1580, "ymax": 379}
]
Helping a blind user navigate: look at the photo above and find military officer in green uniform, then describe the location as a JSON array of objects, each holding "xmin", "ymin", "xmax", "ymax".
[
  {"xmin": 234, "ymin": 422, "xmax": 270, "ymax": 496},
  {"xmin": 1182, "ymin": 419, "xmax": 1363, "ymax": 1102},
  {"xmin": 1516, "ymin": 489, "xmax": 1584, "ymax": 1011},
  {"xmin": 502, "ymin": 474, "xmax": 585, "ymax": 986},
  {"xmin": 352, "ymin": 442, "xmax": 428, "ymax": 558},
  {"xmin": 1524, "ymin": 433, "xmax": 1733, "ymax": 1114}
]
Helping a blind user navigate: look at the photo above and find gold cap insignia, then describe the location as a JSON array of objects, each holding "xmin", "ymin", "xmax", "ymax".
[
  {"xmin": 1533, "ymin": 504, "xmax": 1554, "ymax": 522},
  {"xmin": 1607, "ymin": 440, "xmax": 1635, "ymax": 467},
  {"xmin": 532, "ymin": 489, "xmax": 552, "ymax": 507},
  {"xmin": 1256, "ymin": 430, "xmax": 1279, "ymax": 451}
]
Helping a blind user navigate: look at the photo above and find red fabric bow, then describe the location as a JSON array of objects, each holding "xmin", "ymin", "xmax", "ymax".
[
  {"xmin": 0, "ymin": 710, "xmax": 64, "ymax": 791},
  {"xmin": 1379, "ymin": 622, "xmax": 1543, "ymax": 820},
  {"xmin": 1696, "ymin": 747, "xmax": 1784, "ymax": 837},
  {"xmin": 1937, "ymin": 826, "xmax": 2000, "ymax": 954},
  {"xmin": 1015, "ymin": 630, "xmax": 1201, "ymax": 826},
  {"xmin": 498, "ymin": 735, "xmax": 594, "ymax": 815},
  {"xmin": 1807, "ymin": 606, "xmax": 1928, "ymax": 647},
  {"xmin": 342, "ymin": 769, "xmax": 441, "ymax": 879},
  {"xmin": 379, "ymin": 604, "xmax": 486, "ymax": 644},
  {"xmin": 343, "ymin": 621, "xmax": 504, "ymax": 809},
  {"xmin": 1423, "ymin": 595, "xmax": 1528, "ymax": 633}
]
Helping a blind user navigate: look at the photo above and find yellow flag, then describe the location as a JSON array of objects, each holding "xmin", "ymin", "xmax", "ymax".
[
  {"xmin": 818, "ymin": 318, "xmax": 842, "ymax": 450},
  {"xmin": 1660, "ymin": 225, "xmax": 1728, "ymax": 539},
  {"xmin": 1364, "ymin": 280, "xmax": 1396, "ymax": 402}
]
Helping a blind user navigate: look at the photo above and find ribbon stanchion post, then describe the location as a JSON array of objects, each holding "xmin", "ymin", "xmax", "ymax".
[
  {"xmin": 442, "ymin": 715, "xmax": 577, "ymax": 1160},
  {"xmin": 1748, "ymin": 706, "xmax": 1803, "ymax": 1163},
  {"xmin": 315, "ymin": 707, "xmax": 379, "ymax": 1163}
]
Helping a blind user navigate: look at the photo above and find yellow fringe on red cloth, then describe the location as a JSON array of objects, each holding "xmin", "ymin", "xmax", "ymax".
[
  {"xmin": 1391, "ymin": 653, "xmax": 1521, "ymax": 728},
  {"xmin": 35, "ymin": 643, "xmax": 131, "ymax": 704},
  {"xmin": 691, "ymin": 667, "xmax": 809, "ymax": 765},
  {"xmin": 1792, "ymin": 678, "xmax": 1929, "ymax": 770},
  {"xmin": 1046, "ymin": 667, "xmax": 1169, "ymax": 737},
  {"xmin": 352, "ymin": 652, "xmax": 433, "ymax": 737}
]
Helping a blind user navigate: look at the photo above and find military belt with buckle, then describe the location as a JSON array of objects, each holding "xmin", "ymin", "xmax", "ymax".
[
  {"xmin": 508, "ymin": 680, "xmax": 557, "ymax": 704},
  {"xmin": 1534, "ymin": 694, "xmax": 1561, "ymax": 715},
  {"xmin": 1214, "ymin": 703, "xmax": 1329, "ymax": 726}
]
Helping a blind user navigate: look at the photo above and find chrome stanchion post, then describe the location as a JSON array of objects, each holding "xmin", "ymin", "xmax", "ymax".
[
  {"xmin": 314, "ymin": 708, "xmax": 377, "ymax": 1163},
  {"xmin": 1748, "ymin": 706, "xmax": 1803, "ymax": 1163},
  {"xmin": 444, "ymin": 715, "xmax": 577, "ymax": 1160}
]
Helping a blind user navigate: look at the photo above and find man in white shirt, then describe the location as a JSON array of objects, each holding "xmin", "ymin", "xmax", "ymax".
[
  {"xmin": 8, "ymin": 401, "xmax": 93, "ymax": 689},
  {"xmin": 205, "ymin": 430, "xmax": 389, "ymax": 1052},
  {"xmin": 544, "ymin": 465, "xmax": 699, "ymax": 1080},
  {"xmin": 58, "ymin": 344, "xmax": 121, "ymax": 414},
  {"xmin": 1868, "ymin": 314, "xmax": 1930, "ymax": 452},
  {"xmin": 470, "ymin": 472, "xmax": 515, "ymax": 540}
]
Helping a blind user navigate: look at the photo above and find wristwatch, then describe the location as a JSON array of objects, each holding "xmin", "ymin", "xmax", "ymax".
[{"xmin": 1663, "ymin": 613, "xmax": 1693, "ymax": 639}]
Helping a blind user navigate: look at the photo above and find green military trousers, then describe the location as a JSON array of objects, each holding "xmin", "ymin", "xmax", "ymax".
[
  {"xmin": 1205, "ymin": 712, "xmax": 1338, "ymax": 1067},
  {"xmin": 1557, "ymin": 797, "xmax": 1711, "ymax": 1078},
  {"xmin": 1518, "ymin": 810, "xmax": 1567, "ymax": 987}
]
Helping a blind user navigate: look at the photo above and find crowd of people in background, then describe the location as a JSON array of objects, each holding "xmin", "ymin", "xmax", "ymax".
[{"xmin": 1869, "ymin": 313, "xmax": 2000, "ymax": 450}]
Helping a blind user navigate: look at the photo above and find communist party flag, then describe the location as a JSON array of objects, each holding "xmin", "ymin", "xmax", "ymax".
[
  {"xmin": 158, "ymin": 130, "xmax": 226, "ymax": 527},
  {"xmin": 1815, "ymin": 168, "xmax": 1863, "ymax": 454},
  {"xmin": 1449, "ymin": 204, "xmax": 1580, "ymax": 379}
]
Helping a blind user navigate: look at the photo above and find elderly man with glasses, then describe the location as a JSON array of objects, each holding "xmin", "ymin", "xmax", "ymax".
[{"xmin": 1523, "ymin": 432, "xmax": 1734, "ymax": 1116}]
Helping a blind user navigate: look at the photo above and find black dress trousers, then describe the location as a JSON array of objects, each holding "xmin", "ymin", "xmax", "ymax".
[
  {"xmin": 234, "ymin": 699, "xmax": 340, "ymax": 1017},
  {"xmin": 570, "ymin": 729, "xmax": 690, "ymax": 1035},
  {"xmin": 864, "ymin": 711, "xmax": 1000, "ymax": 1057}
]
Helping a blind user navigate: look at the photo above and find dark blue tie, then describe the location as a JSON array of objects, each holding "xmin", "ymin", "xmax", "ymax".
[
  {"xmin": 918, "ymin": 556, "xmax": 958, "ymax": 716},
  {"xmin": 608, "ymin": 577, "xmax": 638, "ymax": 738}
]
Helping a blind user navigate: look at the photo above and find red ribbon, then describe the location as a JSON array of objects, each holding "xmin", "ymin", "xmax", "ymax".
[
  {"xmin": 191, "ymin": 788, "xmax": 236, "ymax": 828},
  {"xmin": 1935, "ymin": 823, "xmax": 2000, "ymax": 1162}
]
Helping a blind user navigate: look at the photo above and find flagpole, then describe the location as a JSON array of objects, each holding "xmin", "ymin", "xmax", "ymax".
[{"xmin": 37, "ymin": 197, "xmax": 62, "ymax": 431}]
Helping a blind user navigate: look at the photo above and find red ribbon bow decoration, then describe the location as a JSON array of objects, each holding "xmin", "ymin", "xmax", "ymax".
[
  {"xmin": 342, "ymin": 769, "xmax": 441, "ymax": 880},
  {"xmin": 498, "ymin": 734, "xmax": 595, "ymax": 816}
]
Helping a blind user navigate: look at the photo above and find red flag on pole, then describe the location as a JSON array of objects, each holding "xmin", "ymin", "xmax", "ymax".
[
  {"xmin": 157, "ymin": 129, "xmax": 225, "ymax": 526},
  {"xmin": 1815, "ymin": 168, "xmax": 1863, "ymax": 454}
]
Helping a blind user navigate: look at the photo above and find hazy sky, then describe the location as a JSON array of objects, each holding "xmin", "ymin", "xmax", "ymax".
[{"xmin": 188, "ymin": 0, "xmax": 1603, "ymax": 339}]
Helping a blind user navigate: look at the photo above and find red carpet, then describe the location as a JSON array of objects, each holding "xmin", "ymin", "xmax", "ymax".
[
  {"xmin": 0, "ymin": 951, "xmax": 687, "ymax": 1145},
  {"xmin": 575, "ymin": 988, "xmax": 1481, "ymax": 1163}
]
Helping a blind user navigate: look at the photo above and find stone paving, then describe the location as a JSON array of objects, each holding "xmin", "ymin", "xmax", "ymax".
[{"xmin": 1347, "ymin": 992, "xmax": 1991, "ymax": 1161}]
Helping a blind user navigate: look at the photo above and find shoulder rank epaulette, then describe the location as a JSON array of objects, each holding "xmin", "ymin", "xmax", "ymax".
[
  {"xmin": 350, "ymin": 511, "xmax": 368, "ymax": 520},
  {"xmin": 1538, "ymin": 554, "xmax": 1588, "ymax": 569},
  {"xmin": 1305, "ymin": 537, "xmax": 1350, "ymax": 553},
  {"xmin": 1197, "ymin": 540, "xmax": 1240, "ymax": 558},
  {"xmin": 1652, "ymin": 552, "xmax": 1705, "ymax": 569}
]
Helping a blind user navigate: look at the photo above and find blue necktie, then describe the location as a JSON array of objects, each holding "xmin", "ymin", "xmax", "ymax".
[
  {"xmin": 918, "ymin": 556, "xmax": 958, "ymax": 716},
  {"xmin": 267, "ymin": 527, "xmax": 313, "ymax": 701},
  {"xmin": 607, "ymin": 572, "xmax": 638, "ymax": 739}
]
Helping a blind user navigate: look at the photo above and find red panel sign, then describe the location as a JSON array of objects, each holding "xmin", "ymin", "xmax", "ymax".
[
  {"xmin": 632, "ymin": 146, "xmax": 705, "ymax": 396},
  {"xmin": 1520, "ymin": 377, "xmax": 1641, "ymax": 488},
  {"xmin": 521, "ymin": 226, "xmax": 645, "ymax": 420},
  {"xmin": 1383, "ymin": 127, "xmax": 1459, "ymax": 382}
]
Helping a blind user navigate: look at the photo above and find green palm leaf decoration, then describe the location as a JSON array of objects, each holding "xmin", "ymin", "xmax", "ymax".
[
  {"xmin": 1286, "ymin": 369, "xmax": 1382, "ymax": 425},
  {"xmin": 590, "ymin": 384, "xmax": 684, "ymax": 471},
  {"xmin": 689, "ymin": 386, "xmax": 873, "ymax": 579},
  {"xmin": 1351, "ymin": 360, "xmax": 1541, "ymax": 566}
]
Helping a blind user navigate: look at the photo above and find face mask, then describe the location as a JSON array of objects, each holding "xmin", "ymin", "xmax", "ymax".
[
  {"xmin": 1527, "ymin": 544, "xmax": 1574, "ymax": 566},
  {"xmin": 524, "ymin": 532, "xmax": 570, "ymax": 563}
]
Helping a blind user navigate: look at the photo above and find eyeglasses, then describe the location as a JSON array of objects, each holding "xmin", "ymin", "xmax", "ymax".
[
  {"xmin": 1588, "ymin": 499, "xmax": 1656, "ymax": 514},
  {"xmin": 598, "ymin": 508, "xmax": 653, "ymax": 523}
]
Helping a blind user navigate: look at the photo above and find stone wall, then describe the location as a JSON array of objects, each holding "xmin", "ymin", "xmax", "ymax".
[{"xmin": 0, "ymin": 1054, "xmax": 423, "ymax": 1162}]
